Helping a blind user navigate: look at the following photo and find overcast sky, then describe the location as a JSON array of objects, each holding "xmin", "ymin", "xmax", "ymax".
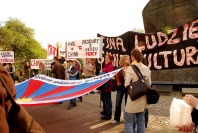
[{"xmin": 0, "ymin": 0, "xmax": 149, "ymax": 49}]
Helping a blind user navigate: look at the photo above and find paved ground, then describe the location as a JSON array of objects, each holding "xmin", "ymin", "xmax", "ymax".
[{"xmin": 25, "ymin": 91, "xmax": 183, "ymax": 133}]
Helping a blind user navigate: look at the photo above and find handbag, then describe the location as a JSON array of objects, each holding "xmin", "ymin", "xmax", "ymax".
[
  {"xmin": 127, "ymin": 65, "xmax": 159, "ymax": 104},
  {"xmin": 126, "ymin": 65, "xmax": 150, "ymax": 101},
  {"xmin": 146, "ymin": 89, "xmax": 159, "ymax": 104}
]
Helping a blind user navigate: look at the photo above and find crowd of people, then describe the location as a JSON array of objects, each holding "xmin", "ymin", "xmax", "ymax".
[
  {"xmin": 3, "ymin": 63, "xmax": 16, "ymax": 83},
  {"xmin": 1, "ymin": 48, "xmax": 197, "ymax": 133},
  {"xmin": 49, "ymin": 49, "xmax": 152, "ymax": 133},
  {"xmin": 35, "ymin": 49, "xmax": 198, "ymax": 132}
]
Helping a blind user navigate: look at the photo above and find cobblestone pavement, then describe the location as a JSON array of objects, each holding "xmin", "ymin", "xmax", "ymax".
[{"xmin": 25, "ymin": 91, "xmax": 184, "ymax": 133}]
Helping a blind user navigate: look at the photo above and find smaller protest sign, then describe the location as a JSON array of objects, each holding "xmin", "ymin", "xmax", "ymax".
[
  {"xmin": 65, "ymin": 37, "xmax": 102, "ymax": 58},
  {"xmin": 0, "ymin": 51, "xmax": 14, "ymax": 63}
]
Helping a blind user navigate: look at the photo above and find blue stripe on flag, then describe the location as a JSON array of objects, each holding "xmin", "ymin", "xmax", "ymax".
[
  {"xmin": 38, "ymin": 78, "xmax": 108, "ymax": 100},
  {"xmin": 15, "ymin": 80, "xmax": 30, "ymax": 99},
  {"xmin": 28, "ymin": 83, "xmax": 59, "ymax": 98}
]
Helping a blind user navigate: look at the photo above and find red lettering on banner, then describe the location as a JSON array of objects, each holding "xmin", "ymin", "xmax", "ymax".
[
  {"xmin": 153, "ymin": 53, "xmax": 162, "ymax": 69},
  {"xmin": 186, "ymin": 46, "xmax": 198, "ymax": 65},
  {"xmin": 86, "ymin": 52, "xmax": 97, "ymax": 56},
  {"xmin": 145, "ymin": 35, "xmax": 157, "ymax": 49},
  {"xmin": 173, "ymin": 49, "xmax": 185, "ymax": 66},
  {"xmin": 145, "ymin": 54, "xmax": 152, "ymax": 68},
  {"xmin": 31, "ymin": 60, "xmax": 40, "ymax": 66},
  {"xmin": 167, "ymin": 28, "xmax": 181, "ymax": 45},
  {"xmin": 159, "ymin": 51, "xmax": 172, "ymax": 68},
  {"xmin": 106, "ymin": 37, "xmax": 126, "ymax": 52},
  {"xmin": 0, "ymin": 59, "xmax": 14, "ymax": 63},
  {"xmin": 135, "ymin": 35, "xmax": 145, "ymax": 51},
  {"xmin": 47, "ymin": 44, "xmax": 57, "ymax": 56},
  {"xmin": 112, "ymin": 53, "xmax": 119, "ymax": 67},
  {"xmin": 157, "ymin": 32, "xmax": 168, "ymax": 47},
  {"xmin": 144, "ymin": 46, "xmax": 198, "ymax": 69},
  {"xmin": 116, "ymin": 37, "xmax": 126, "ymax": 52},
  {"xmin": 106, "ymin": 38, "xmax": 116, "ymax": 49},
  {"xmin": 183, "ymin": 24, "xmax": 189, "ymax": 41},
  {"xmin": 189, "ymin": 19, "xmax": 198, "ymax": 39}
]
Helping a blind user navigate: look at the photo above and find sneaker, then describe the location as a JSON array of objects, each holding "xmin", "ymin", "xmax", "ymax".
[{"xmin": 111, "ymin": 120, "xmax": 117, "ymax": 124}]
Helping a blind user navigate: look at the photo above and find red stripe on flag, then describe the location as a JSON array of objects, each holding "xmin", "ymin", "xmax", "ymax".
[
  {"xmin": 40, "ymin": 80, "xmax": 107, "ymax": 101},
  {"xmin": 34, "ymin": 85, "xmax": 75, "ymax": 99},
  {"xmin": 20, "ymin": 102, "xmax": 58, "ymax": 106},
  {"xmin": 21, "ymin": 79, "xmax": 44, "ymax": 98}
]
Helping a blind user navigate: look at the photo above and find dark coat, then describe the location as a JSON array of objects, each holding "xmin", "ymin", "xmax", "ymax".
[
  {"xmin": 0, "ymin": 63, "xmax": 45, "ymax": 133},
  {"xmin": 102, "ymin": 62, "xmax": 114, "ymax": 92},
  {"xmin": 52, "ymin": 62, "xmax": 65, "ymax": 79}
]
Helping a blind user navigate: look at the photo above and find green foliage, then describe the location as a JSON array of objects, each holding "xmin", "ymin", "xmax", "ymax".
[
  {"xmin": 163, "ymin": 26, "xmax": 173, "ymax": 35},
  {"xmin": 0, "ymin": 18, "xmax": 46, "ymax": 68},
  {"xmin": 132, "ymin": 28, "xmax": 145, "ymax": 33},
  {"xmin": 77, "ymin": 58, "xmax": 83, "ymax": 66}
]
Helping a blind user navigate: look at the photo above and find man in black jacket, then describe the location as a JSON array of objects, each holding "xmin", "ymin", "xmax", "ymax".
[{"xmin": 52, "ymin": 56, "xmax": 65, "ymax": 104}]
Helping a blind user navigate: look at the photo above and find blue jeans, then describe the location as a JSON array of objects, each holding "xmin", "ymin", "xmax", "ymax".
[
  {"xmin": 101, "ymin": 91, "xmax": 112, "ymax": 119},
  {"xmin": 124, "ymin": 111, "xmax": 145, "ymax": 133},
  {"xmin": 114, "ymin": 85, "xmax": 128, "ymax": 121},
  {"xmin": 69, "ymin": 98, "xmax": 76, "ymax": 106},
  {"xmin": 68, "ymin": 77, "xmax": 77, "ymax": 106}
]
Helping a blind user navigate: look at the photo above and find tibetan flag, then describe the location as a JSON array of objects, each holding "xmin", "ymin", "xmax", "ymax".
[{"xmin": 15, "ymin": 69, "xmax": 121, "ymax": 106}]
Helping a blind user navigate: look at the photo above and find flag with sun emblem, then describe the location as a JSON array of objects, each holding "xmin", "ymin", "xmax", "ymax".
[{"xmin": 15, "ymin": 69, "xmax": 121, "ymax": 106}]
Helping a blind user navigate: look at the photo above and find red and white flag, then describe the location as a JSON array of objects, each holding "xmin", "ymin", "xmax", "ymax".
[{"xmin": 47, "ymin": 44, "xmax": 58, "ymax": 59}]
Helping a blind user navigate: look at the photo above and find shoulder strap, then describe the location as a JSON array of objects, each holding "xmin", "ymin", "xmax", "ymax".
[
  {"xmin": 131, "ymin": 65, "xmax": 143, "ymax": 80},
  {"xmin": 131, "ymin": 65, "xmax": 151, "ymax": 88}
]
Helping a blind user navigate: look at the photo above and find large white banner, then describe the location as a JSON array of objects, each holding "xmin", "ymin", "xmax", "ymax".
[
  {"xmin": 30, "ymin": 59, "xmax": 53, "ymax": 70},
  {"xmin": 65, "ymin": 37, "xmax": 102, "ymax": 58},
  {"xmin": 0, "ymin": 51, "xmax": 14, "ymax": 63}
]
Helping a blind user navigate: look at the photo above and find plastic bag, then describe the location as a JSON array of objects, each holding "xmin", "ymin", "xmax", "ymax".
[{"xmin": 170, "ymin": 98, "xmax": 192, "ymax": 127}]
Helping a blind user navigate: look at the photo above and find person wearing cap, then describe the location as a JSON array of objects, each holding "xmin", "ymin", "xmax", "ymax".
[{"xmin": 65, "ymin": 59, "xmax": 79, "ymax": 109}]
